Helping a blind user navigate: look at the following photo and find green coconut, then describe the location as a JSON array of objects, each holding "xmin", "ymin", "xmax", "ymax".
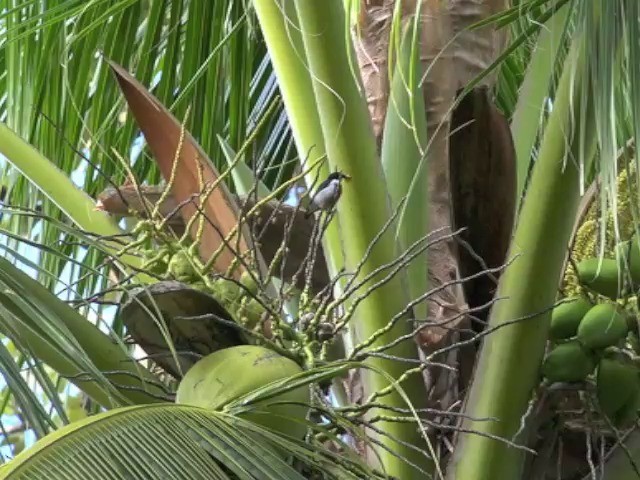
[
  {"xmin": 211, "ymin": 277, "xmax": 242, "ymax": 306},
  {"xmin": 612, "ymin": 388, "xmax": 640, "ymax": 428},
  {"xmin": 235, "ymin": 298, "xmax": 267, "ymax": 329},
  {"xmin": 239, "ymin": 270, "xmax": 260, "ymax": 295},
  {"xmin": 576, "ymin": 258, "xmax": 624, "ymax": 299},
  {"xmin": 541, "ymin": 340, "xmax": 596, "ymax": 383},
  {"xmin": 624, "ymin": 236, "xmax": 640, "ymax": 284},
  {"xmin": 596, "ymin": 356, "xmax": 640, "ymax": 424},
  {"xmin": 577, "ymin": 303, "xmax": 628, "ymax": 349},
  {"xmin": 550, "ymin": 296, "xmax": 592, "ymax": 340},
  {"xmin": 176, "ymin": 345, "xmax": 309, "ymax": 439}
]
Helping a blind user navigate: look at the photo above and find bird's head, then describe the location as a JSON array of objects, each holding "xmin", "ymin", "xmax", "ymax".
[{"xmin": 328, "ymin": 171, "xmax": 351, "ymax": 182}]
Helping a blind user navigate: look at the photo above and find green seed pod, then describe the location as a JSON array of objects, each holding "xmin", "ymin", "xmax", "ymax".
[
  {"xmin": 239, "ymin": 270, "xmax": 259, "ymax": 295},
  {"xmin": 596, "ymin": 357, "xmax": 640, "ymax": 422},
  {"xmin": 141, "ymin": 247, "xmax": 171, "ymax": 275},
  {"xmin": 576, "ymin": 258, "xmax": 624, "ymax": 299},
  {"xmin": 140, "ymin": 248, "xmax": 155, "ymax": 260},
  {"xmin": 239, "ymin": 298, "xmax": 266, "ymax": 329},
  {"xmin": 542, "ymin": 340, "xmax": 596, "ymax": 383},
  {"xmin": 167, "ymin": 250, "xmax": 197, "ymax": 281},
  {"xmin": 211, "ymin": 278, "xmax": 241, "ymax": 305},
  {"xmin": 146, "ymin": 258, "xmax": 169, "ymax": 276},
  {"xmin": 190, "ymin": 281, "xmax": 209, "ymax": 293},
  {"xmin": 550, "ymin": 297, "xmax": 592, "ymax": 340},
  {"xmin": 577, "ymin": 303, "xmax": 628, "ymax": 349}
]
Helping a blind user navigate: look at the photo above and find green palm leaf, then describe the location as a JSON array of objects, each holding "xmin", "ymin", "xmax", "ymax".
[
  {"xmin": 0, "ymin": 404, "xmax": 376, "ymax": 480},
  {"xmin": 0, "ymin": 254, "xmax": 167, "ymax": 408}
]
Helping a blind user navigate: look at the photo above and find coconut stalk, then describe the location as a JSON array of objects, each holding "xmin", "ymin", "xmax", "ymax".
[
  {"xmin": 381, "ymin": 18, "xmax": 429, "ymax": 325},
  {"xmin": 251, "ymin": 0, "xmax": 343, "ymax": 280},
  {"xmin": 289, "ymin": 0, "xmax": 430, "ymax": 476},
  {"xmin": 511, "ymin": 2, "xmax": 571, "ymax": 207},
  {"xmin": 252, "ymin": 0, "xmax": 355, "ymax": 411},
  {"xmin": 255, "ymin": 0, "xmax": 431, "ymax": 475},
  {"xmin": 448, "ymin": 26, "xmax": 599, "ymax": 480}
]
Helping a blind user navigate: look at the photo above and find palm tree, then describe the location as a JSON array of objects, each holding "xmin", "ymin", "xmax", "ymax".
[{"xmin": 0, "ymin": 0, "xmax": 639, "ymax": 479}]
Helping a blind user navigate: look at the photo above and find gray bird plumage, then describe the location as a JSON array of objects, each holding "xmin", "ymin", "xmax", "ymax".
[{"xmin": 304, "ymin": 172, "xmax": 350, "ymax": 218}]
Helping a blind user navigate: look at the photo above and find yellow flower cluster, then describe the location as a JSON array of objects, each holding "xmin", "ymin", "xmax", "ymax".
[{"xmin": 563, "ymin": 164, "xmax": 640, "ymax": 298}]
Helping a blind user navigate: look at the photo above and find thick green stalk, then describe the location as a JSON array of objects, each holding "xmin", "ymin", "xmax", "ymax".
[
  {"xmin": 381, "ymin": 19, "xmax": 429, "ymax": 323},
  {"xmin": 448, "ymin": 39, "xmax": 596, "ymax": 479},
  {"xmin": 511, "ymin": 3, "xmax": 571, "ymax": 207},
  {"xmin": 599, "ymin": 430, "xmax": 640, "ymax": 480},
  {"xmin": 293, "ymin": 1, "xmax": 430, "ymax": 476},
  {"xmin": 251, "ymin": 0, "xmax": 344, "ymax": 279}
]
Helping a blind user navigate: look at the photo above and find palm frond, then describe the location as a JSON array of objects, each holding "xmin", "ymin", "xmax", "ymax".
[{"xmin": 1, "ymin": 404, "xmax": 380, "ymax": 480}]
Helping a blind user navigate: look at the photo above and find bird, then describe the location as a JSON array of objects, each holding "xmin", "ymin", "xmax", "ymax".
[{"xmin": 304, "ymin": 172, "xmax": 351, "ymax": 219}]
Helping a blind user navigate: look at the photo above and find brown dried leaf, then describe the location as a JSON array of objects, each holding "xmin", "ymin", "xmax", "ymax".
[
  {"xmin": 108, "ymin": 61, "xmax": 252, "ymax": 279},
  {"xmin": 449, "ymin": 86, "xmax": 517, "ymax": 329}
]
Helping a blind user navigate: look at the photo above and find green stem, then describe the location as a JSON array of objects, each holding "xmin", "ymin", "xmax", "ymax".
[
  {"xmin": 251, "ymin": 0, "xmax": 343, "ymax": 279},
  {"xmin": 293, "ymin": 1, "xmax": 430, "ymax": 476},
  {"xmin": 381, "ymin": 18, "xmax": 429, "ymax": 324},
  {"xmin": 448, "ymin": 35, "xmax": 597, "ymax": 479},
  {"xmin": 511, "ymin": 3, "xmax": 571, "ymax": 209}
]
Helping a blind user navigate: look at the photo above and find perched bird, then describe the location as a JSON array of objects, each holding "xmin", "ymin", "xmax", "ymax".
[{"xmin": 304, "ymin": 172, "xmax": 351, "ymax": 219}]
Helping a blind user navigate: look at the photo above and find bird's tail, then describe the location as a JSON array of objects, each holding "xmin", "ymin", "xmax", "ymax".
[{"xmin": 304, "ymin": 204, "xmax": 320, "ymax": 219}]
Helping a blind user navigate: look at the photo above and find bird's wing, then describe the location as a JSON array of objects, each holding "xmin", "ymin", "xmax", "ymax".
[{"xmin": 312, "ymin": 182, "xmax": 340, "ymax": 209}]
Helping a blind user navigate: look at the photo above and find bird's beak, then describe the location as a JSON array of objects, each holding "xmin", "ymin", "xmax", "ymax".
[{"xmin": 342, "ymin": 173, "xmax": 352, "ymax": 181}]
